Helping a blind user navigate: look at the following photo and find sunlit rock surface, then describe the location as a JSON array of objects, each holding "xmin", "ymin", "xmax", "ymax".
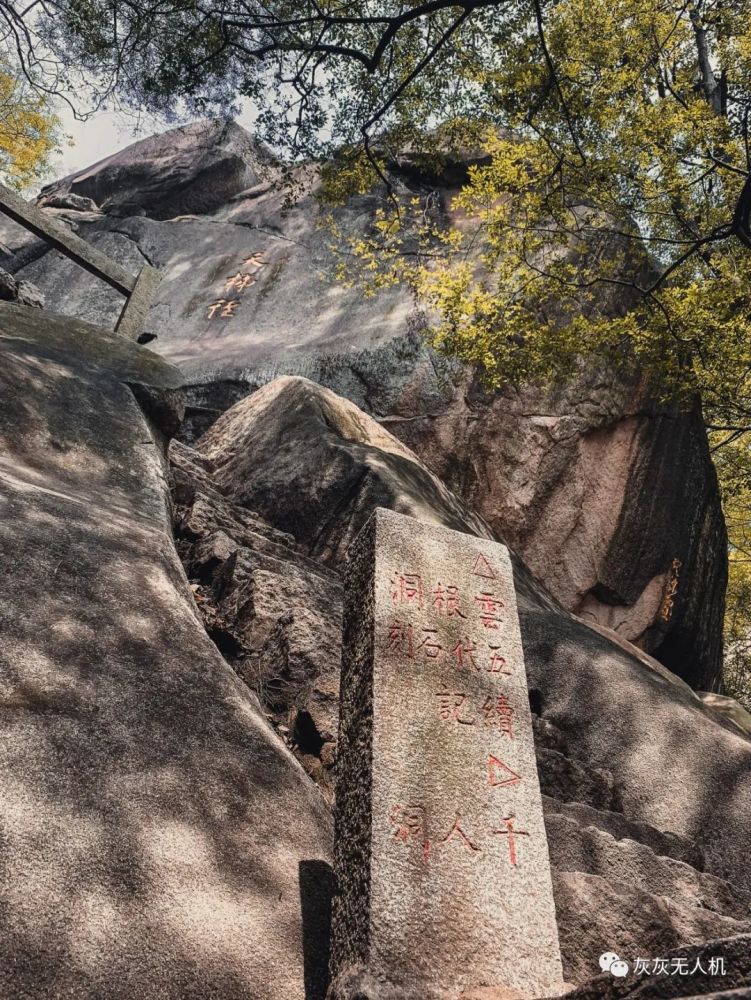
[
  {"xmin": 0, "ymin": 303, "xmax": 332, "ymax": 1000},
  {"xmin": 2, "ymin": 120, "xmax": 726, "ymax": 691}
]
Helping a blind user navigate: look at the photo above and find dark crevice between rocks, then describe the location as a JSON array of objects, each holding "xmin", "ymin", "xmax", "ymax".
[
  {"xmin": 206, "ymin": 624, "xmax": 245, "ymax": 660},
  {"xmin": 294, "ymin": 711, "xmax": 326, "ymax": 758},
  {"xmin": 529, "ymin": 687, "xmax": 544, "ymax": 716}
]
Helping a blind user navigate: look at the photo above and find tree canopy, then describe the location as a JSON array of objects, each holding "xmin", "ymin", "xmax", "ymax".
[
  {"xmin": 0, "ymin": 60, "xmax": 60, "ymax": 187},
  {"xmin": 3, "ymin": 0, "xmax": 750, "ymax": 406}
]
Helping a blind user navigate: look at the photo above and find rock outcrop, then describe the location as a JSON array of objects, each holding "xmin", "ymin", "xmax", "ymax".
[
  {"xmin": 0, "ymin": 120, "xmax": 727, "ymax": 690},
  {"xmin": 0, "ymin": 304, "xmax": 332, "ymax": 1000},
  {"xmin": 195, "ymin": 375, "xmax": 494, "ymax": 562},
  {"xmin": 169, "ymin": 374, "xmax": 751, "ymax": 992},
  {"xmin": 39, "ymin": 119, "xmax": 277, "ymax": 220},
  {"xmin": 0, "ymin": 264, "xmax": 45, "ymax": 308}
]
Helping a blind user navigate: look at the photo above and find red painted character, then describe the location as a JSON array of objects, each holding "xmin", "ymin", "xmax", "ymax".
[
  {"xmin": 390, "ymin": 805, "xmax": 431, "ymax": 862},
  {"xmin": 441, "ymin": 814, "xmax": 481, "ymax": 853},
  {"xmin": 386, "ymin": 619, "xmax": 414, "ymax": 658},
  {"xmin": 482, "ymin": 694, "xmax": 515, "ymax": 737},
  {"xmin": 452, "ymin": 637, "xmax": 479, "ymax": 671},
  {"xmin": 416, "ymin": 627, "xmax": 443, "ymax": 660},
  {"xmin": 386, "ymin": 622, "xmax": 443, "ymax": 661},
  {"xmin": 493, "ymin": 815, "xmax": 529, "ymax": 866},
  {"xmin": 432, "ymin": 583, "xmax": 466, "ymax": 618},
  {"xmin": 436, "ymin": 690, "xmax": 475, "ymax": 725},
  {"xmin": 474, "ymin": 592, "xmax": 505, "ymax": 629},
  {"xmin": 487, "ymin": 646, "xmax": 511, "ymax": 674},
  {"xmin": 391, "ymin": 573, "xmax": 424, "ymax": 608}
]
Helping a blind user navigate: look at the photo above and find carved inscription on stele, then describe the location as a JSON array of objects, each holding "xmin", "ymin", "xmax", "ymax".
[{"xmin": 332, "ymin": 508, "xmax": 564, "ymax": 1000}]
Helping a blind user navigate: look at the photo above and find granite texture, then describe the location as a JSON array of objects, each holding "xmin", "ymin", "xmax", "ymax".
[
  {"xmin": 0, "ymin": 120, "xmax": 728, "ymax": 691},
  {"xmin": 0, "ymin": 302, "xmax": 332, "ymax": 999},
  {"xmin": 330, "ymin": 509, "xmax": 563, "ymax": 999}
]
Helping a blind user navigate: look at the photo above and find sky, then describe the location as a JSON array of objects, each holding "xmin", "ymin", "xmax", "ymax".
[{"xmin": 45, "ymin": 109, "xmax": 152, "ymax": 181}]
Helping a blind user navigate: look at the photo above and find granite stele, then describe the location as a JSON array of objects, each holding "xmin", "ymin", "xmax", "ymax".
[{"xmin": 329, "ymin": 508, "xmax": 564, "ymax": 1000}]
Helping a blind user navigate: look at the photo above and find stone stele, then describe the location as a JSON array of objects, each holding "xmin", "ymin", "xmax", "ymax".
[{"xmin": 329, "ymin": 508, "xmax": 564, "ymax": 1000}]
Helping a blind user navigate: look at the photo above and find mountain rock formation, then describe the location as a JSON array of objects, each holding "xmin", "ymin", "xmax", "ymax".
[
  {"xmin": 169, "ymin": 373, "xmax": 751, "ymax": 995},
  {"xmin": 0, "ymin": 121, "xmax": 748, "ymax": 1000},
  {"xmin": 0, "ymin": 118, "xmax": 726, "ymax": 690},
  {"xmin": 0, "ymin": 303, "xmax": 332, "ymax": 1000}
]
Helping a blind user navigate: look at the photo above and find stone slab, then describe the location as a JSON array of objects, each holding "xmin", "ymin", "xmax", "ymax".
[{"xmin": 330, "ymin": 508, "xmax": 563, "ymax": 999}]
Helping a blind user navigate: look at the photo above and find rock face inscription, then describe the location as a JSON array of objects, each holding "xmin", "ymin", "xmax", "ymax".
[{"xmin": 330, "ymin": 508, "xmax": 564, "ymax": 999}]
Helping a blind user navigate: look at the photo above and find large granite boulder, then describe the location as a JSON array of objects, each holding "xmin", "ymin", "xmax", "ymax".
[
  {"xmin": 175, "ymin": 375, "xmax": 751, "ymax": 990},
  {"xmin": 38, "ymin": 119, "xmax": 277, "ymax": 220},
  {"xmin": 0, "ymin": 304, "xmax": 332, "ymax": 1000},
  {"xmin": 1, "ymin": 120, "xmax": 727, "ymax": 691},
  {"xmin": 195, "ymin": 375, "xmax": 493, "ymax": 562},
  {"xmin": 386, "ymin": 373, "xmax": 726, "ymax": 693}
]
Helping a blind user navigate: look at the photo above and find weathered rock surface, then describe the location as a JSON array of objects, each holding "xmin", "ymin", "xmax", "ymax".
[
  {"xmin": 387, "ymin": 374, "xmax": 727, "ymax": 692},
  {"xmin": 0, "ymin": 264, "xmax": 45, "ymax": 308},
  {"xmin": 195, "ymin": 375, "xmax": 494, "ymax": 563},
  {"xmin": 39, "ymin": 192, "xmax": 101, "ymax": 213},
  {"xmin": 2, "ymin": 120, "xmax": 727, "ymax": 690},
  {"xmin": 562, "ymin": 934, "xmax": 751, "ymax": 999},
  {"xmin": 0, "ymin": 304, "xmax": 332, "ymax": 999},
  {"xmin": 554, "ymin": 874, "xmax": 751, "ymax": 987},
  {"xmin": 698, "ymin": 692, "xmax": 751, "ymax": 737},
  {"xmin": 169, "ymin": 375, "xmax": 749, "ymax": 993},
  {"xmin": 170, "ymin": 439, "xmax": 342, "ymax": 797},
  {"xmin": 39, "ymin": 119, "xmax": 277, "ymax": 220}
]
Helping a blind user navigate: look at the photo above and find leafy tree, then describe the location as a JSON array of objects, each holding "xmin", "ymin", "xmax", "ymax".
[
  {"xmin": 11, "ymin": 0, "xmax": 750, "ymax": 416},
  {"xmin": 0, "ymin": 62, "xmax": 60, "ymax": 187},
  {"xmin": 714, "ymin": 432, "xmax": 751, "ymax": 708}
]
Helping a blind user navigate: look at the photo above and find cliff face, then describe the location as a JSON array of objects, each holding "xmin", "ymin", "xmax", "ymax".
[
  {"xmin": 1, "ymin": 118, "xmax": 727, "ymax": 689},
  {"xmin": 0, "ymin": 304, "xmax": 332, "ymax": 1000},
  {"xmin": 0, "ymin": 123, "xmax": 748, "ymax": 997}
]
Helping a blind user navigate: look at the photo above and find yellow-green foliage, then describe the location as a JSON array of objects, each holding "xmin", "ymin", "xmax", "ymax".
[
  {"xmin": 0, "ymin": 64, "xmax": 61, "ymax": 188},
  {"xmin": 323, "ymin": 0, "xmax": 751, "ymax": 694},
  {"xmin": 329, "ymin": 0, "xmax": 751, "ymax": 411},
  {"xmin": 714, "ymin": 433, "xmax": 751, "ymax": 709}
]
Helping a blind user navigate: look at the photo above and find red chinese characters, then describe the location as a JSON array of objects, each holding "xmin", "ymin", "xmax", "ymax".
[
  {"xmin": 441, "ymin": 814, "xmax": 481, "ymax": 853},
  {"xmin": 436, "ymin": 690, "xmax": 475, "ymax": 725},
  {"xmin": 487, "ymin": 645, "xmax": 511, "ymax": 674},
  {"xmin": 492, "ymin": 815, "xmax": 530, "ymax": 866},
  {"xmin": 474, "ymin": 591, "xmax": 505, "ymax": 629},
  {"xmin": 482, "ymin": 694, "xmax": 515, "ymax": 738},
  {"xmin": 452, "ymin": 637, "xmax": 479, "ymax": 671},
  {"xmin": 432, "ymin": 583, "xmax": 466, "ymax": 618},
  {"xmin": 388, "ymin": 807, "xmax": 531, "ymax": 864},
  {"xmin": 391, "ymin": 573, "xmax": 425, "ymax": 608},
  {"xmin": 386, "ymin": 621, "xmax": 444, "ymax": 661},
  {"xmin": 389, "ymin": 805, "xmax": 430, "ymax": 862}
]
